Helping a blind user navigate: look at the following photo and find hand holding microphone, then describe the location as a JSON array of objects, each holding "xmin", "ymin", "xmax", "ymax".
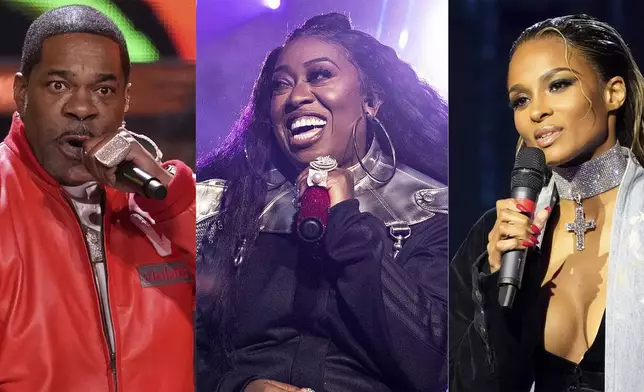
[
  {"xmin": 491, "ymin": 147, "xmax": 550, "ymax": 308},
  {"xmin": 82, "ymin": 127, "xmax": 171, "ymax": 200},
  {"xmin": 487, "ymin": 201, "xmax": 550, "ymax": 273},
  {"xmin": 296, "ymin": 156, "xmax": 354, "ymax": 242}
]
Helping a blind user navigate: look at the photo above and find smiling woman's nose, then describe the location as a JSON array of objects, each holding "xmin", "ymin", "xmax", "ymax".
[{"xmin": 286, "ymin": 82, "xmax": 315, "ymax": 110}]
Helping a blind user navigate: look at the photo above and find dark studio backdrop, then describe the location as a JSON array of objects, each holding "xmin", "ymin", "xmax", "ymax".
[
  {"xmin": 0, "ymin": 0, "xmax": 196, "ymax": 168},
  {"xmin": 448, "ymin": 0, "xmax": 644, "ymax": 258}
]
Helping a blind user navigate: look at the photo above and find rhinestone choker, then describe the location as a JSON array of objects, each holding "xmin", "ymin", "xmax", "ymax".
[
  {"xmin": 551, "ymin": 142, "xmax": 628, "ymax": 201},
  {"xmin": 551, "ymin": 142, "xmax": 628, "ymax": 251}
]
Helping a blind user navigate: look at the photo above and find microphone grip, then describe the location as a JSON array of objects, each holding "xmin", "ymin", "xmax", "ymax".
[
  {"xmin": 296, "ymin": 186, "xmax": 330, "ymax": 242},
  {"xmin": 115, "ymin": 161, "xmax": 167, "ymax": 200},
  {"xmin": 497, "ymin": 186, "xmax": 539, "ymax": 309},
  {"xmin": 497, "ymin": 248, "xmax": 528, "ymax": 308}
]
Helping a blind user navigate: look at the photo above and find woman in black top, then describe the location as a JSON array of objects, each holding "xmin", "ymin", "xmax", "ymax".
[
  {"xmin": 450, "ymin": 14, "xmax": 644, "ymax": 392},
  {"xmin": 196, "ymin": 13, "xmax": 448, "ymax": 392}
]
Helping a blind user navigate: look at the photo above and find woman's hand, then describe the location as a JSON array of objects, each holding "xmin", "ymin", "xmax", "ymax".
[
  {"xmin": 296, "ymin": 167, "xmax": 355, "ymax": 208},
  {"xmin": 486, "ymin": 199, "xmax": 551, "ymax": 273}
]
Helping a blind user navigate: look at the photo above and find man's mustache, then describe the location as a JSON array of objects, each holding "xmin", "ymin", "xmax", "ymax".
[{"xmin": 58, "ymin": 123, "xmax": 97, "ymax": 139}]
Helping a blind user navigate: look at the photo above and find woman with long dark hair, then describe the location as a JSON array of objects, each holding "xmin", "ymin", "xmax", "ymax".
[
  {"xmin": 196, "ymin": 13, "xmax": 448, "ymax": 392},
  {"xmin": 450, "ymin": 14, "xmax": 644, "ymax": 392}
]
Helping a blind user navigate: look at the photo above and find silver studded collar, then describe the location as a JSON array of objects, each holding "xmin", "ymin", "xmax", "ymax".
[{"xmin": 255, "ymin": 138, "xmax": 448, "ymax": 233}]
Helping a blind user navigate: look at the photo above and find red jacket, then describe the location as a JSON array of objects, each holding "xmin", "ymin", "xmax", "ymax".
[{"xmin": 0, "ymin": 117, "xmax": 196, "ymax": 392}]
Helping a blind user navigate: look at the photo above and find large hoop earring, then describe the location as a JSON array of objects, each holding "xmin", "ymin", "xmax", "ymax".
[
  {"xmin": 244, "ymin": 132, "xmax": 285, "ymax": 188},
  {"xmin": 352, "ymin": 115, "xmax": 397, "ymax": 184}
]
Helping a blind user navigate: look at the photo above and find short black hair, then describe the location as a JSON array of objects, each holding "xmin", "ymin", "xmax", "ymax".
[{"xmin": 20, "ymin": 5, "xmax": 130, "ymax": 81}]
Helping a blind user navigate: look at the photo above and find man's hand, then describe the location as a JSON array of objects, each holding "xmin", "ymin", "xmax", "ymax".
[{"xmin": 82, "ymin": 130, "xmax": 172, "ymax": 194}]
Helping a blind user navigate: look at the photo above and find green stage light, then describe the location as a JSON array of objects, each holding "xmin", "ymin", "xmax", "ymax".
[{"xmin": 7, "ymin": 0, "xmax": 160, "ymax": 62}]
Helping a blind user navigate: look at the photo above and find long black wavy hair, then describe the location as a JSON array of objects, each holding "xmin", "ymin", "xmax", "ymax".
[{"xmin": 195, "ymin": 12, "xmax": 448, "ymax": 387}]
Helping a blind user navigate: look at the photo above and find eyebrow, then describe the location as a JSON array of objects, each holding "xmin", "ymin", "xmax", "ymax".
[
  {"xmin": 46, "ymin": 69, "xmax": 74, "ymax": 79},
  {"xmin": 97, "ymin": 73, "xmax": 118, "ymax": 83},
  {"xmin": 46, "ymin": 69, "xmax": 118, "ymax": 83},
  {"xmin": 303, "ymin": 57, "xmax": 341, "ymax": 69},
  {"xmin": 508, "ymin": 66, "xmax": 581, "ymax": 94},
  {"xmin": 273, "ymin": 57, "xmax": 342, "ymax": 74}
]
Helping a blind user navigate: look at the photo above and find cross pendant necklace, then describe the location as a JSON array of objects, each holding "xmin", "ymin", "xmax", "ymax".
[{"xmin": 565, "ymin": 194, "xmax": 596, "ymax": 251}]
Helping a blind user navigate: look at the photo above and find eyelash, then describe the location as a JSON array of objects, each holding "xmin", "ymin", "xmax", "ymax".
[
  {"xmin": 271, "ymin": 68, "xmax": 333, "ymax": 92},
  {"xmin": 46, "ymin": 81, "xmax": 115, "ymax": 97},
  {"xmin": 272, "ymin": 79, "xmax": 289, "ymax": 90},
  {"xmin": 549, "ymin": 78, "xmax": 575, "ymax": 92},
  {"xmin": 307, "ymin": 68, "xmax": 333, "ymax": 82},
  {"xmin": 509, "ymin": 96, "xmax": 528, "ymax": 110},
  {"xmin": 48, "ymin": 81, "xmax": 68, "ymax": 91},
  {"xmin": 509, "ymin": 78, "xmax": 576, "ymax": 110},
  {"xmin": 97, "ymin": 86, "xmax": 115, "ymax": 96}
]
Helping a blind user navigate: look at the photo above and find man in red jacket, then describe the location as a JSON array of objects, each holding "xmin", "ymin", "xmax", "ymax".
[{"xmin": 0, "ymin": 5, "xmax": 195, "ymax": 392}]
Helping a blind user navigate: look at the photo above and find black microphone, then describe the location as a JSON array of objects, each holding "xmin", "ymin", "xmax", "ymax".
[
  {"xmin": 115, "ymin": 135, "xmax": 167, "ymax": 200},
  {"xmin": 116, "ymin": 162, "xmax": 167, "ymax": 200},
  {"xmin": 498, "ymin": 147, "xmax": 548, "ymax": 308}
]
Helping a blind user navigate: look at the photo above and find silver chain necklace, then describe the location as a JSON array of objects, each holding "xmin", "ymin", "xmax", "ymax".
[{"xmin": 551, "ymin": 143, "xmax": 628, "ymax": 251}]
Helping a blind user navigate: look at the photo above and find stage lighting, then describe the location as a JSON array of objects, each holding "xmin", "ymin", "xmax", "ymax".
[
  {"xmin": 398, "ymin": 29, "xmax": 409, "ymax": 49},
  {"xmin": 263, "ymin": 0, "xmax": 280, "ymax": 10}
]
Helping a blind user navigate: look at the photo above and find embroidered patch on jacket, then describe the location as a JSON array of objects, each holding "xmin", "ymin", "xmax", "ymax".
[{"xmin": 138, "ymin": 262, "xmax": 194, "ymax": 288}]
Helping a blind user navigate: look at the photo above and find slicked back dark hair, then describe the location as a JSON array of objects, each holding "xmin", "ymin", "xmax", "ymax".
[
  {"xmin": 20, "ymin": 5, "xmax": 130, "ymax": 81},
  {"xmin": 511, "ymin": 14, "xmax": 644, "ymax": 165}
]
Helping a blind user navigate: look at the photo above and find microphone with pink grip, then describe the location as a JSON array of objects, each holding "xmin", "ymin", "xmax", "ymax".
[{"xmin": 296, "ymin": 156, "xmax": 338, "ymax": 242}]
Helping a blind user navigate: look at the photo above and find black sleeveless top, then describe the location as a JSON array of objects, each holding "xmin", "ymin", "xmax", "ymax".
[{"xmin": 534, "ymin": 312, "xmax": 605, "ymax": 392}]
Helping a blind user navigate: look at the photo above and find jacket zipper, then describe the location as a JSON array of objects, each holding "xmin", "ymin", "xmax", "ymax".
[
  {"xmin": 63, "ymin": 192, "xmax": 118, "ymax": 391},
  {"xmin": 91, "ymin": 255, "xmax": 119, "ymax": 392}
]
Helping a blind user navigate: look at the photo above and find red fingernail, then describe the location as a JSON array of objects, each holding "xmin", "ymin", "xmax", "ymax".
[
  {"xmin": 517, "ymin": 203, "xmax": 528, "ymax": 213},
  {"xmin": 521, "ymin": 240, "xmax": 535, "ymax": 248},
  {"xmin": 545, "ymin": 206, "xmax": 552, "ymax": 213},
  {"xmin": 530, "ymin": 235, "xmax": 539, "ymax": 244},
  {"xmin": 531, "ymin": 224, "xmax": 541, "ymax": 235}
]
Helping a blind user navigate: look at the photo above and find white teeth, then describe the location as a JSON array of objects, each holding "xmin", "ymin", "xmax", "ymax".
[
  {"xmin": 290, "ymin": 116, "xmax": 327, "ymax": 131},
  {"xmin": 293, "ymin": 128, "xmax": 322, "ymax": 140}
]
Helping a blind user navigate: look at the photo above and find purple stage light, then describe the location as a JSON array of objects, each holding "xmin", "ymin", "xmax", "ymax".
[{"xmin": 263, "ymin": 0, "xmax": 281, "ymax": 10}]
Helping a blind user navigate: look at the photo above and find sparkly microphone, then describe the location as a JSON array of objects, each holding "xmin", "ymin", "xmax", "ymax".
[{"xmin": 296, "ymin": 156, "xmax": 337, "ymax": 242}]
